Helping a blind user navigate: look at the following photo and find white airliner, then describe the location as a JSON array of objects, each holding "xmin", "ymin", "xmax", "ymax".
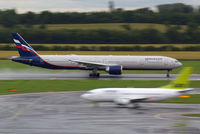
[
  {"xmin": 11, "ymin": 33, "xmax": 182, "ymax": 77},
  {"xmin": 81, "ymin": 67, "xmax": 193, "ymax": 108}
]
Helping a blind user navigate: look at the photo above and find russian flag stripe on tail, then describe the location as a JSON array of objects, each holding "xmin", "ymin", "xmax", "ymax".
[{"xmin": 12, "ymin": 33, "xmax": 38, "ymax": 57}]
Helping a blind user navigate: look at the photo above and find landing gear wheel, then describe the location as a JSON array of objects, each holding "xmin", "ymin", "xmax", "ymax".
[
  {"xmin": 89, "ymin": 68, "xmax": 100, "ymax": 77},
  {"xmin": 89, "ymin": 73, "xmax": 100, "ymax": 77},
  {"xmin": 132, "ymin": 104, "xmax": 140, "ymax": 109},
  {"xmin": 167, "ymin": 70, "xmax": 171, "ymax": 78},
  {"xmin": 167, "ymin": 73, "xmax": 170, "ymax": 78}
]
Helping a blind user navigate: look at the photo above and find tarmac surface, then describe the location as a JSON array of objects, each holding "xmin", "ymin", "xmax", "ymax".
[
  {"xmin": 0, "ymin": 72, "xmax": 200, "ymax": 80},
  {"xmin": 0, "ymin": 92, "xmax": 200, "ymax": 134}
]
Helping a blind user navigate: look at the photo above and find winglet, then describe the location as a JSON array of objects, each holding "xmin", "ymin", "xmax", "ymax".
[{"xmin": 161, "ymin": 67, "xmax": 192, "ymax": 89}]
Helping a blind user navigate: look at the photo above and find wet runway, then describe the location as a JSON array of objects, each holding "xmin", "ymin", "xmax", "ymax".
[
  {"xmin": 0, "ymin": 92, "xmax": 200, "ymax": 134},
  {"xmin": 0, "ymin": 72, "xmax": 200, "ymax": 80}
]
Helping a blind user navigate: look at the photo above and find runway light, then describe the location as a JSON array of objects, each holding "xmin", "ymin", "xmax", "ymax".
[
  {"xmin": 178, "ymin": 96, "xmax": 190, "ymax": 98},
  {"xmin": 8, "ymin": 89, "xmax": 19, "ymax": 92}
]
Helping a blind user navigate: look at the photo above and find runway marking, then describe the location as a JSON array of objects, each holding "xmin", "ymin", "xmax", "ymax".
[
  {"xmin": 9, "ymin": 91, "xmax": 81, "ymax": 120},
  {"xmin": 0, "ymin": 91, "xmax": 83, "ymax": 97},
  {"xmin": 0, "ymin": 73, "xmax": 199, "ymax": 80},
  {"xmin": 154, "ymin": 112, "xmax": 192, "ymax": 121},
  {"xmin": 10, "ymin": 96, "xmax": 44, "ymax": 120}
]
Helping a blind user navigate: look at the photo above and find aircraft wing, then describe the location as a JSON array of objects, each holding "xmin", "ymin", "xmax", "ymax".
[
  {"xmin": 69, "ymin": 59, "xmax": 116, "ymax": 68},
  {"xmin": 178, "ymin": 88, "xmax": 194, "ymax": 93},
  {"xmin": 114, "ymin": 96, "xmax": 152, "ymax": 104}
]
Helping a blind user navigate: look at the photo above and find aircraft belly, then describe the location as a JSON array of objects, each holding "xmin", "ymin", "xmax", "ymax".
[{"xmin": 146, "ymin": 94, "xmax": 179, "ymax": 102}]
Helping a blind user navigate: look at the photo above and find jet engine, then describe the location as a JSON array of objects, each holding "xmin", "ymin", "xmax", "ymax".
[
  {"xmin": 106, "ymin": 65, "xmax": 123, "ymax": 75},
  {"xmin": 114, "ymin": 98, "xmax": 130, "ymax": 105}
]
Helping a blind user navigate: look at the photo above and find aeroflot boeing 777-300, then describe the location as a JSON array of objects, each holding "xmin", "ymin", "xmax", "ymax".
[
  {"xmin": 81, "ymin": 67, "xmax": 193, "ymax": 108},
  {"xmin": 11, "ymin": 33, "xmax": 182, "ymax": 77}
]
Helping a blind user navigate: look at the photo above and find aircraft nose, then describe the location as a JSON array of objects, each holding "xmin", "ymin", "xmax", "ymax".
[
  {"xmin": 80, "ymin": 94, "xmax": 89, "ymax": 99},
  {"xmin": 175, "ymin": 61, "xmax": 182, "ymax": 68}
]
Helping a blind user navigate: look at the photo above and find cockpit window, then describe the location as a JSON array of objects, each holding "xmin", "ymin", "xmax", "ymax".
[{"xmin": 175, "ymin": 60, "xmax": 179, "ymax": 63}]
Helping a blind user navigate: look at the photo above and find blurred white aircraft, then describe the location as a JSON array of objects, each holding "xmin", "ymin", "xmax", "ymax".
[{"xmin": 81, "ymin": 67, "xmax": 193, "ymax": 108}]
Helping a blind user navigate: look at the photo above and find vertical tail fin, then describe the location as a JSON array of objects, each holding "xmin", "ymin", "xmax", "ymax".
[
  {"xmin": 161, "ymin": 67, "xmax": 192, "ymax": 89},
  {"xmin": 12, "ymin": 33, "xmax": 38, "ymax": 57}
]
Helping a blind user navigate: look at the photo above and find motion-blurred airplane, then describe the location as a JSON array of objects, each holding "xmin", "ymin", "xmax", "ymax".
[
  {"xmin": 81, "ymin": 67, "xmax": 193, "ymax": 108},
  {"xmin": 11, "ymin": 33, "xmax": 182, "ymax": 77}
]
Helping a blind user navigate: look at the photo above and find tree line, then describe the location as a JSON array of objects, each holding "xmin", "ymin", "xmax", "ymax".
[
  {"xmin": 1, "ymin": 44, "xmax": 200, "ymax": 51},
  {"xmin": 0, "ymin": 23, "xmax": 200, "ymax": 44},
  {"xmin": 1, "ymin": 3, "xmax": 200, "ymax": 27},
  {"xmin": 1, "ymin": 3, "xmax": 200, "ymax": 44}
]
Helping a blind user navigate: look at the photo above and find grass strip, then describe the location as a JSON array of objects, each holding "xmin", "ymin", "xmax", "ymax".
[
  {"xmin": 0, "ymin": 80, "xmax": 199, "ymax": 104},
  {"xmin": 0, "ymin": 80, "xmax": 199, "ymax": 93},
  {"xmin": 182, "ymin": 114, "xmax": 200, "ymax": 117},
  {"xmin": 0, "ymin": 80, "xmax": 170, "ymax": 95}
]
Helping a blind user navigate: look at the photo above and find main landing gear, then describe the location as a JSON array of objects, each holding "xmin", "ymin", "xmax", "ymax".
[
  {"xmin": 167, "ymin": 70, "xmax": 171, "ymax": 78},
  {"xmin": 132, "ymin": 103, "xmax": 140, "ymax": 109},
  {"xmin": 89, "ymin": 68, "xmax": 100, "ymax": 77},
  {"xmin": 89, "ymin": 73, "xmax": 100, "ymax": 77}
]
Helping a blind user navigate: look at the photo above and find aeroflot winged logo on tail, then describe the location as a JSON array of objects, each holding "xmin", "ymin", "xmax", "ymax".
[
  {"xmin": 12, "ymin": 32, "xmax": 39, "ymax": 57},
  {"xmin": 13, "ymin": 39, "xmax": 35, "ymax": 53}
]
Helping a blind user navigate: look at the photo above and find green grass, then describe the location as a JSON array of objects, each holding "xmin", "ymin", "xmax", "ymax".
[
  {"xmin": 0, "ymin": 60, "xmax": 199, "ymax": 74},
  {"xmin": 0, "ymin": 80, "xmax": 199, "ymax": 95},
  {"xmin": 182, "ymin": 114, "xmax": 200, "ymax": 117}
]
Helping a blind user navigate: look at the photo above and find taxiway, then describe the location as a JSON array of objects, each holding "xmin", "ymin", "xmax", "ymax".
[
  {"xmin": 0, "ymin": 92, "xmax": 199, "ymax": 134},
  {"xmin": 0, "ymin": 72, "xmax": 199, "ymax": 80}
]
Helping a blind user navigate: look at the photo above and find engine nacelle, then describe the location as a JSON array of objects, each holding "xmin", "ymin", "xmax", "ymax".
[
  {"xmin": 114, "ymin": 98, "xmax": 130, "ymax": 105},
  {"xmin": 106, "ymin": 65, "xmax": 123, "ymax": 75}
]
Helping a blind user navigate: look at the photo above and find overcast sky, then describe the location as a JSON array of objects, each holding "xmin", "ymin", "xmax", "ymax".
[{"xmin": 1, "ymin": 0, "xmax": 200, "ymax": 13}]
